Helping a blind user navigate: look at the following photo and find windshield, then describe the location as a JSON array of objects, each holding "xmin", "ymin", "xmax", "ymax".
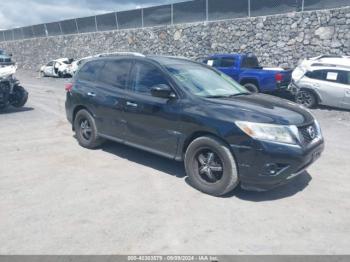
[{"xmin": 166, "ymin": 63, "xmax": 248, "ymax": 97}]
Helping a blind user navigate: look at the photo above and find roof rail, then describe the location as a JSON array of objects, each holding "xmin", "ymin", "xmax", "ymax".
[
  {"xmin": 98, "ymin": 52, "xmax": 145, "ymax": 57},
  {"xmin": 310, "ymin": 55, "xmax": 343, "ymax": 60},
  {"xmin": 311, "ymin": 63, "xmax": 350, "ymax": 70}
]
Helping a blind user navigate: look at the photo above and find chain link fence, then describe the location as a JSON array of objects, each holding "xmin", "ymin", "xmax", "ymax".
[{"xmin": 1, "ymin": 0, "xmax": 349, "ymax": 42}]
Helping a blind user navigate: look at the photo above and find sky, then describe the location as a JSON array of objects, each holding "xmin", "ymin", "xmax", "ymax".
[{"xmin": 0, "ymin": 0, "xmax": 184, "ymax": 29}]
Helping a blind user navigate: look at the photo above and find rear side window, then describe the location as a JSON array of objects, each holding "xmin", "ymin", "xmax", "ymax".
[
  {"xmin": 306, "ymin": 70, "xmax": 350, "ymax": 85},
  {"xmin": 220, "ymin": 57, "xmax": 235, "ymax": 68},
  {"xmin": 77, "ymin": 60, "xmax": 105, "ymax": 82},
  {"xmin": 99, "ymin": 60, "xmax": 132, "ymax": 89},
  {"xmin": 130, "ymin": 62, "xmax": 169, "ymax": 95},
  {"xmin": 334, "ymin": 71, "xmax": 350, "ymax": 85},
  {"xmin": 241, "ymin": 56, "xmax": 260, "ymax": 68}
]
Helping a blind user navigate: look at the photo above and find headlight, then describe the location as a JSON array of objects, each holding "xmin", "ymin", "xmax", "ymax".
[{"xmin": 235, "ymin": 121, "xmax": 298, "ymax": 144}]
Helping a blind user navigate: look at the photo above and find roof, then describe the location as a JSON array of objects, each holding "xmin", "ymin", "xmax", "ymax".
[
  {"xmin": 303, "ymin": 56, "xmax": 350, "ymax": 69},
  {"xmin": 146, "ymin": 55, "xmax": 196, "ymax": 66}
]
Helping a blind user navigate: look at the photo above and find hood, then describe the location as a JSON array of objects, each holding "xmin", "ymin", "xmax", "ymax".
[{"xmin": 204, "ymin": 93, "xmax": 314, "ymax": 126}]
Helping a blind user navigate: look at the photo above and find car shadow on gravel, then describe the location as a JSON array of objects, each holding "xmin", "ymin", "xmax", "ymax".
[
  {"xmin": 101, "ymin": 140, "xmax": 312, "ymax": 200},
  {"xmin": 0, "ymin": 106, "xmax": 34, "ymax": 114},
  {"xmin": 230, "ymin": 171, "xmax": 312, "ymax": 202},
  {"xmin": 102, "ymin": 141, "xmax": 186, "ymax": 178}
]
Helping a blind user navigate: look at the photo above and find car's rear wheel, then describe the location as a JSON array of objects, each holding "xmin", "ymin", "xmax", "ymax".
[
  {"xmin": 296, "ymin": 90, "xmax": 317, "ymax": 108},
  {"xmin": 185, "ymin": 136, "xmax": 239, "ymax": 196},
  {"xmin": 74, "ymin": 109, "xmax": 105, "ymax": 149},
  {"xmin": 243, "ymin": 83, "xmax": 259, "ymax": 93}
]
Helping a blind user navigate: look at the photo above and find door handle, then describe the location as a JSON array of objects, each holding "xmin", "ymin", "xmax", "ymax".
[
  {"xmin": 126, "ymin": 101, "xmax": 138, "ymax": 107},
  {"xmin": 87, "ymin": 92, "xmax": 96, "ymax": 97}
]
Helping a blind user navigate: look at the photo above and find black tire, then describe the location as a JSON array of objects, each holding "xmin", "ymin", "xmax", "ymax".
[
  {"xmin": 40, "ymin": 71, "xmax": 45, "ymax": 77},
  {"xmin": 243, "ymin": 83, "xmax": 259, "ymax": 93},
  {"xmin": 184, "ymin": 136, "xmax": 239, "ymax": 196},
  {"xmin": 74, "ymin": 109, "xmax": 105, "ymax": 149},
  {"xmin": 11, "ymin": 85, "xmax": 28, "ymax": 108},
  {"xmin": 295, "ymin": 90, "xmax": 317, "ymax": 108},
  {"xmin": 58, "ymin": 71, "xmax": 63, "ymax": 78}
]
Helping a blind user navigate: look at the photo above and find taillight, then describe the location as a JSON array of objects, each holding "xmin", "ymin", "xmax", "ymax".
[
  {"xmin": 65, "ymin": 83, "xmax": 73, "ymax": 92},
  {"xmin": 275, "ymin": 73, "xmax": 283, "ymax": 83}
]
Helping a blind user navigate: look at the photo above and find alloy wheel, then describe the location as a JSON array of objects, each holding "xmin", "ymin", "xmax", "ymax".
[
  {"xmin": 80, "ymin": 119, "xmax": 92, "ymax": 141},
  {"xmin": 296, "ymin": 91, "xmax": 314, "ymax": 107},
  {"xmin": 196, "ymin": 149, "xmax": 224, "ymax": 183}
]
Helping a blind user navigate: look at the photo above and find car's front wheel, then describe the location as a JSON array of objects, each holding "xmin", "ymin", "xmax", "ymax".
[
  {"xmin": 11, "ymin": 85, "xmax": 28, "ymax": 108},
  {"xmin": 74, "ymin": 109, "xmax": 105, "ymax": 149},
  {"xmin": 296, "ymin": 90, "xmax": 317, "ymax": 108},
  {"xmin": 185, "ymin": 136, "xmax": 239, "ymax": 196}
]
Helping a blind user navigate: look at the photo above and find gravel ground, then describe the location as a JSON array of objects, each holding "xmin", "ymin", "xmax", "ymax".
[{"xmin": 0, "ymin": 70, "xmax": 349, "ymax": 254}]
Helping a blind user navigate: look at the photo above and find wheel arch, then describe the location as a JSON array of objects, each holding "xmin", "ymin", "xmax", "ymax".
[
  {"xmin": 239, "ymin": 78, "xmax": 260, "ymax": 88},
  {"xmin": 179, "ymin": 131, "xmax": 234, "ymax": 161},
  {"xmin": 299, "ymin": 87, "xmax": 322, "ymax": 103}
]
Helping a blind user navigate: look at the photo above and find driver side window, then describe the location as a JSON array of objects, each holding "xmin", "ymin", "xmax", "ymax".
[{"xmin": 130, "ymin": 62, "xmax": 169, "ymax": 95}]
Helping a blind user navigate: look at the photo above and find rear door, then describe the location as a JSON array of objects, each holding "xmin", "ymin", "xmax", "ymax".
[
  {"xmin": 93, "ymin": 59, "xmax": 133, "ymax": 139},
  {"xmin": 123, "ymin": 60, "xmax": 181, "ymax": 158},
  {"xmin": 74, "ymin": 60, "xmax": 107, "ymax": 132}
]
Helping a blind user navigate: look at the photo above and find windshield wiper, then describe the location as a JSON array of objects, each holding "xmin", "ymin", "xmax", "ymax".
[
  {"xmin": 229, "ymin": 92, "xmax": 251, "ymax": 97},
  {"xmin": 204, "ymin": 95, "xmax": 230, "ymax": 98}
]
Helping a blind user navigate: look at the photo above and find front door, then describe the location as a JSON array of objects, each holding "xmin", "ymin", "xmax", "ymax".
[
  {"xmin": 123, "ymin": 61, "xmax": 181, "ymax": 158},
  {"xmin": 217, "ymin": 57, "xmax": 239, "ymax": 81}
]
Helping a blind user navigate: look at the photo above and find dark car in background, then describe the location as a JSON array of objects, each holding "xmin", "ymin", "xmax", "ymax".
[
  {"xmin": 0, "ymin": 49, "xmax": 13, "ymax": 67},
  {"xmin": 204, "ymin": 53, "xmax": 292, "ymax": 93},
  {"xmin": 65, "ymin": 55, "xmax": 324, "ymax": 196}
]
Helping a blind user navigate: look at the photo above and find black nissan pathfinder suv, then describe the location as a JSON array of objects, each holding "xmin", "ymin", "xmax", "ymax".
[{"xmin": 65, "ymin": 54, "xmax": 324, "ymax": 196}]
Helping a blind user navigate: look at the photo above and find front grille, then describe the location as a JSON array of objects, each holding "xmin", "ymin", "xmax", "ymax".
[{"xmin": 298, "ymin": 123, "xmax": 318, "ymax": 145}]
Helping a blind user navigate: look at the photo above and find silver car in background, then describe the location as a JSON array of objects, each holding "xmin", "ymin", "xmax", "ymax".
[{"xmin": 290, "ymin": 56, "xmax": 350, "ymax": 109}]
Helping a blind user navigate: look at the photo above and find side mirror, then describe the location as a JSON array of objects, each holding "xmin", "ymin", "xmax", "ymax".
[
  {"xmin": 151, "ymin": 84, "xmax": 176, "ymax": 99},
  {"xmin": 9, "ymin": 53, "xmax": 13, "ymax": 57}
]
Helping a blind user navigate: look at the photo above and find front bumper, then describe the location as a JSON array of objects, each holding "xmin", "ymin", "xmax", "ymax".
[{"xmin": 230, "ymin": 138, "xmax": 324, "ymax": 191}]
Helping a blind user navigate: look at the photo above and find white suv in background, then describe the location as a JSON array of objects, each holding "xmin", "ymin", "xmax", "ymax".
[{"xmin": 290, "ymin": 56, "xmax": 350, "ymax": 109}]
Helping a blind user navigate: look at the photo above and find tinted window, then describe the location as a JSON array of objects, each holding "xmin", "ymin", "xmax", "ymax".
[
  {"xmin": 306, "ymin": 70, "xmax": 350, "ymax": 85},
  {"xmin": 220, "ymin": 58, "xmax": 235, "ymax": 68},
  {"xmin": 241, "ymin": 55, "xmax": 260, "ymax": 68},
  {"xmin": 99, "ymin": 60, "xmax": 132, "ymax": 89},
  {"xmin": 323, "ymin": 70, "xmax": 350, "ymax": 85},
  {"xmin": 131, "ymin": 62, "xmax": 169, "ymax": 95},
  {"xmin": 47, "ymin": 61, "xmax": 54, "ymax": 66},
  {"xmin": 77, "ymin": 60, "xmax": 105, "ymax": 82},
  {"xmin": 305, "ymin": 70, "xmax": 324, "ymax": 80}
]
